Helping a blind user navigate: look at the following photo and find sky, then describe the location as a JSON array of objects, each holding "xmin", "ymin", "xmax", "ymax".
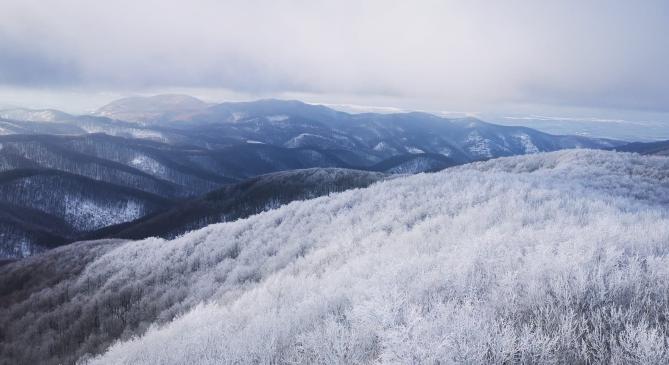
[{"xmin": 1, "ymin": 0, "xmax": 668, "ymax": 140}]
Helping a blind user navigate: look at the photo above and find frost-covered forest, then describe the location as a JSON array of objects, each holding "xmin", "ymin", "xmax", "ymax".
[{"xmin": 2, "ymin": 150, "xmax": 669, "ymax": 364}]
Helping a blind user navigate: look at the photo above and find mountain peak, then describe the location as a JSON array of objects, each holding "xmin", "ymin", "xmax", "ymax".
[
  {"xmin": 94, "ymin": 94, "xmax": 209, "ymax": 123},
  {"xmin": 0, "ymin": 108, "xmax": 72, "ymax": 122}
]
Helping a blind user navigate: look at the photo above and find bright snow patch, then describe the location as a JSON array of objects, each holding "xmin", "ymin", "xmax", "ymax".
[
  {"xmin": 64, "ymin": 196, "xmax": 143, "ymax": 231},
  {"xmin": 515, "ymin": 133, "xmax": 540, "ymax": 154},
  {"xmin": 373, "ymin": 141, "xmax": 393, "ymax": 152},
  {"xmin": 129, "ymin": 155, "xmax": 166, "ymax": 176},
  {"xmin": 465, "ymin": 131, "xmax": 493, "ymax": 158},
  {"xmin": 266, "ymin": 115, "xmax": 289, "ymax": 122},
  {"xmin": 246, "ymin": 140, "xmax": 264, "ymax": 144},
  {"xmin": 80, "ymin": 150, "xmax": 669, "ymax": 364},
  {"xmin": 284, "ymin": 133, "xmax": 334, "ymax": 148},
  {"xmin": 0, "ymin": 109, "xmax": 63, "ymax": 122},
  {"xmin": 406, "ymin": 146, "xmax": 424, "ymax": 154},
  {"xmin": 231, "ymin": 112, "xmax": 247, "ymax": 122},
  {"xmin": 439, "ymin": 147, "xmax": 452, "ymax": 156},
  {"xmin": 129, "ymin": 129, "xmax": 166, "ymax": 141}
]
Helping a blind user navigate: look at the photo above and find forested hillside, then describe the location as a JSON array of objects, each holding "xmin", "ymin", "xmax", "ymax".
[
  {"xmin": 90, "ymin": 168, "xmax": 387, "ymax": 240},
  {"xmin": 2, "ymin": 150, "xmax": 668, "ymax": 364}
]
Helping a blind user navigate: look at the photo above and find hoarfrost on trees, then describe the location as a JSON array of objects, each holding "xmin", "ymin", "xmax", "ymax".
[{"xmin": 81, "ymin": 150, "xmax": 669, "ymax": 364}]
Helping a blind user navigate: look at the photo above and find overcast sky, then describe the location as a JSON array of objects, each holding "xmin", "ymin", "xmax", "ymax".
[{"xmin": 1, "ymin": 0, "xmax": 668, "ymax": 126}]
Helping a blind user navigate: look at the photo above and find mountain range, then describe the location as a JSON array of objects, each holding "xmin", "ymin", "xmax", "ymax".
[{"xmin": 1, "ymin": 95, "xmax": 666, "ymax": 259}]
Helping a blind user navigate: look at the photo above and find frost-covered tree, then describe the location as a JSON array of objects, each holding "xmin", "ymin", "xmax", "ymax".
[{"xmin": 1, "ymin": 150, "xmax": 669, "ymax": 365}]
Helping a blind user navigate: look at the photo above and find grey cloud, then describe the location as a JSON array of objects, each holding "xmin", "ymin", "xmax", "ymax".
[
  {"xmin": 0, "ymin": 0, "xmax": 668, "ymax": 113},
  {"xmin": 0, "ymin": 33, "xmax": 80, "ymax": 86}
]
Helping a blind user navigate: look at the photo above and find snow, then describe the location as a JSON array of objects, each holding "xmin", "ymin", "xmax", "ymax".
[
  {"xmin": 439, "ymin": 147, "xmax": 452, "ymax": 156},
  {"xmin": 515, "ymin": 133, "xmax": 540, "ymax": 154},
  {"xmin": 284, "ymin": 133, "xmax": 331, "ymax": 148},
  {"xmin": 0, "ymin": 109, "xmax": 62, "ymax": 122},
  {"xmin": 373, "ymin": 141, "xmax": 393, "ymax": 152},
  {"xmin": 128, "ymin": 129, "xmax": 166, "ymax": 141},
  {"xmin": 83, "ymin": 150, "xmax": 669, "ymax": 364},
  {"xmin": 246, "ymin": 140, "xmax": 264, "ymax": 144},
  {"xmin": 386, "ymin": 157, "xmax": 439, "ymax": 174},
  {"xmin": 19, "ymin": 239, "xmax": 31, "ymax": 257},
  {"xmin": 231, "ymin": 112, "xmax": 247, "ymax": 122},
  {"xmin": 465, "ymin": 131, "xmax": 493, "ymax": 158},
  {"xmin": 406, "ymin": 146, "xmax": 424, "ymax": 154},
  {"xmin": 266, "ymin": 114, "xmax": 289, "ymax": 122},
  {"xmin": 64, "ymin": 196, "xmax": 143, "ymax": 231},
  {"xmin": 129, "ymin": 155, "xmax": 166, "ymax": 176}
]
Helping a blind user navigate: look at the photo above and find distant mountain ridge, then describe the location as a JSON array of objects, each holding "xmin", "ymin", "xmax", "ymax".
[
  {"xmin": 94, "ymin": 94, "xmax": 211, "ymax": 124},
  {"xmin": 90, "ymin": 96, "xmax": 624, "ymax": 162},
  {"xmin": 4, "ymin": 96, "xmax": 626, "ymax": 165},
  {"xmin": 613, "ymin": 140, "xmax": 669, "ymax": 156},
  {"xmin": 0, "ymin": 108, "xmax": 73, "ymax": 122},
  {"xmin": 0, "ymin": 95, "xmax": 645, "ymax": 259}
]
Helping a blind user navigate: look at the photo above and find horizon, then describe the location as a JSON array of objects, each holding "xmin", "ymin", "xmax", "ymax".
[
  {"xmin": 2, "ymin": 92, "xmax": 668, "ymax": 142},
  {"xmin": 2, "ymin": 1, "xmax": 669, "ymax": 141}
]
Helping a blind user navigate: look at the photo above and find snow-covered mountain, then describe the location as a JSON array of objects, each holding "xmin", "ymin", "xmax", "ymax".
[
  {"xmin": 91, "ymin": 96, "xmax": 623, "ymax": 163},
  {"xmin": 5, "ymin": 97, "xmax": 626, "ymax": 165},
  {"xmin": 2, "ymin": 150, "xmax": 668, "ymax": 364},
  {"xmin": 94, "ymin": 94, "xmax": 211, "ymax": 124},
  {"xmin": 0, "ymin": 108, "xmax": 73, "ymax": 122}
]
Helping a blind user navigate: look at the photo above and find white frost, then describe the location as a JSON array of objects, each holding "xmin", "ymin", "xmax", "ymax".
[
  {"xmin": 86, "ymin": 150, "xmax": 669, "ymax": 364},
  {"xmin": 129, "ymin": 155, "xmax": 166, "ymax": 176},
  {"xmin": 64, "ymin": 196, "xmax": 143, "ymax": 231},
  {"xmin": 439, "ymin": 147, "xmax": 452, "ymax": 156},
  {"xmin": 465, "ymin": 131, "xmax": 493, "ymax": 158},
  {"xmin": 515, "ymin": 133, "xmax": 540, "ymax": 154}
]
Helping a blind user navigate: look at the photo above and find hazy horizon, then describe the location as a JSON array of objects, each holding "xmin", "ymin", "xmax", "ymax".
[{"xmin": 2, "ymin": 1, "xmax": 669, "ymax": 140}]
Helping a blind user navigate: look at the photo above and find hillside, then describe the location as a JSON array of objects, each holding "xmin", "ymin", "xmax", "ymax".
[
  {"xmin": 614, "ymin": 139, "xmax": 669, "ymax": 156},
  {"xmin": 1, "ymin": 150, "xmax": 668, "ymax": 364},
  {"xmin": 89, "ymin": 168, "xmax": 387, "ymax": 240},
  {"xmin": 0, "ymin": 169, "xmax": 173, "ymax": 258}
]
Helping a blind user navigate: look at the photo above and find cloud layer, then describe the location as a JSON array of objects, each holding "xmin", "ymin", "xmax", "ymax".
[{"xmin": 1, "ymin": 0, "xmax": 668, "ymax": 112}]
